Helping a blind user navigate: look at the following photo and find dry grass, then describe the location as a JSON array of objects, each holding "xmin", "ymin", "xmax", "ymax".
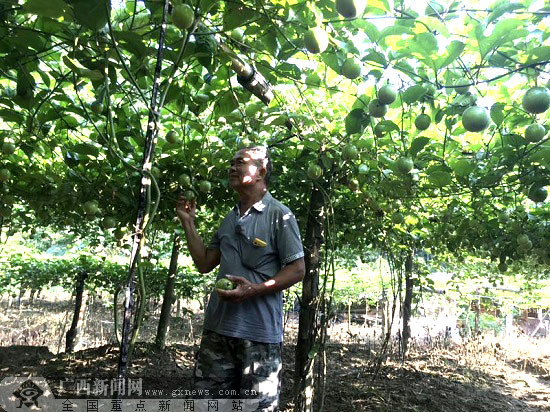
[{"xmin": 1, "ymin": 296, "xmax": 549, "ymax": 411}]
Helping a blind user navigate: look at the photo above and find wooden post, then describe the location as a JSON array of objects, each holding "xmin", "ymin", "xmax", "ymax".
[{"xmin": 401, "ymin": 251, "xmax": 414, "ymax": 360}]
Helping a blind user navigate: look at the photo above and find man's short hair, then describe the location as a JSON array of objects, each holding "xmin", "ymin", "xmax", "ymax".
[{"xmin": 243, "ymin": 146, "xmax": 272, "ymax": 186}]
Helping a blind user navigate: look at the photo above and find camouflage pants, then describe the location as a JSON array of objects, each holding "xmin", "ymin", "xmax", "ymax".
[{"xmin": 193, "ymin": 330, "xmax": 282, "ymax": 411}]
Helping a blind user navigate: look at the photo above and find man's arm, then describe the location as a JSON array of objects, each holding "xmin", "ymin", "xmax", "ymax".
[
  {"xmin": 177, "ymin": 197, "xmax": 221, "ymax": 274},
  {"xmin": 218, "ymin": 258, "xmax": 305, "ymax": 303}
]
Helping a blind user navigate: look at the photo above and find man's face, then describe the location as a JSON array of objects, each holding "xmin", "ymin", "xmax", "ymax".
[{"xmin": 229, "ymin": 149, "xmax": 266, "ymax": 188}]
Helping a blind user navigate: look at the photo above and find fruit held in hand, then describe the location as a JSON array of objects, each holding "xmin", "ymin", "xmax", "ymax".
[
  {"xmin": 183, "ymin": 190, "xmax": 196, "ymax": 200},
  {"xmin": 215, "ymin": 277, "xmax": 236, "ymax": 290},
  {"xmin": 522, "ymin": 87, "xmax": 550, "ymax": 114},
  {"xmin": 304, "ymin": 27, "xmax": 329, "ymax": 54}
]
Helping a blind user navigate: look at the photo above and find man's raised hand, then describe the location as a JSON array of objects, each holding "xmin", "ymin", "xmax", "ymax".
[{"xmin": 176, "ymin": 195, "xmax": 196, "ymax": 225}]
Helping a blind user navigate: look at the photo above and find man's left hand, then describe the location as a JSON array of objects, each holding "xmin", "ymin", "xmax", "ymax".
[{"xmin": 216, "ymin": 275, "xmax": 259, "ymax": 303}]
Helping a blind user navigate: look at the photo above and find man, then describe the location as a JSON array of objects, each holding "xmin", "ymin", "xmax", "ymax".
[{"xmin": 176, "ymin": 146, "xmax": 305, "ymax": 411}]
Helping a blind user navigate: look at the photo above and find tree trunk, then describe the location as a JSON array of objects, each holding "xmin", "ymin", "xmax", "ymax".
[
  {"xmin": 155, "ymin": 234, "xmax": 181, "ymax": 350},
  {"xmin": 401, "ymin": 251, "xmax": 414, "ymax": 360},
  {"xmin": 65, "ymin": 271, "xmax": 89, "ymax": 353},
  {"xmin": 293, "ymin": 186, "xmax": 325, "ymax": 412}
]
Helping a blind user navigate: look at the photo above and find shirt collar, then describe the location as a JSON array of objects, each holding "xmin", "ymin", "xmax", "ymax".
[{"xmin": 235, "ymin": 192, "xmax": 272, "ymax": 216}]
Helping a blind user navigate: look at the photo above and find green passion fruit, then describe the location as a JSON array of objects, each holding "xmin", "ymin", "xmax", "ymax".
[
  {"xmin": 172, "ymin": 4, "xmax": 194, "ymax": 30},
  {"xmin": 525, "ymin": 123, "xmax": 546, "ymax": 143},
  {"xmin": 528, "ymin": 185, "xmax": 548, "ymax": 203},
  {"xmin": 522, "ymin": 87, "xmax": 550, "ymax": 114},
  {"xmin": 335, "ymin": 0, "xmax": 366, "ymax": 18},
  {"xmin": 307, "ymin": 163, "xmax": 322, "ymax": 180},
  {"xmin": 415, "ymin": 114, "xmax": 431, "ymax": 131},
  {"xmin": 395, "ymin": 157, "xmax": 414, "ymax": 174},
  {"xmin": 215, "ymin": 277, "xmax": 236, "ymax": 290},
  {"xmin": 377, "ymin": 84, "xmax": 397, "ymax": 105},
  {"xmin": 342, "ymin": 144, "xmax": 358, "ymax": 160},
  {"xmin": 304, "ymin": 27, "xmax": 329, "ymax": 54},
  {"xmin": 461, "ymin": 106, "xmax": 490, "ymax": 132},
  {"xmin": 341, "ymin": 58, "xmax": 361, "ymax": 80},
  {"xmin": 368, "ymin": 99, "xmax": 388, "ymax": 118}
]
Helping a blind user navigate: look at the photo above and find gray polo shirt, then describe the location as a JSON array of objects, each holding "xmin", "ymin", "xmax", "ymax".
[{"xmin": 204, "ymin": 192, "xmax": 304, "ymax": 343}]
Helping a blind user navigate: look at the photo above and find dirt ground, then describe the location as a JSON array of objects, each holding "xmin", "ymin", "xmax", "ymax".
[{"xmin": 0, "ymin": 297, "xmax": 549, "ymax": 411}]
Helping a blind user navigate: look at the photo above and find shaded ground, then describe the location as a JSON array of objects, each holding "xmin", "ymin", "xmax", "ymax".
[{"xmin": 0, "ymin": 298, "xmax": 549, "ymax": 411}]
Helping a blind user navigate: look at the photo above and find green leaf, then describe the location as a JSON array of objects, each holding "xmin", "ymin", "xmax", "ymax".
[
  {"xmin": 73, "ymin": 143, "xmax": 100, "ymax": 157},
  {"xmin": 487, "ymin": 2, "xmax": 524, "ymax": 24},
  {"xmin": 260, "ymin": 28, "xmax": 279, "ymax": 56},
  {"xmin": 80, "ymin": 69, "xmax": 104, "ymax": 81},
  {"xmin": 362, "ymin": 22, "xmax": 380, "ymax": 43},
  {"xmin": 402, "ymin": 85, "xmax": 426, "ymax": 105},
  {"xmin": 16, "ymin": 68, "xmax": 35, "ymax": 98},
  {"xmin": 410, "ymin": 137, "xmax": 430, "ymax": 157},
  {"xmin": 491, "ymin": 18, "xmax": 524, "ymax": 40},
  {"xmin": 70, "ymin": 0, "xmax": 111, "ymax": 31},
  {"xmin": 60, "ymin": 115, "xmax": 79, "ymax": 128},
  {"xmin": 199, "ymin": 0, "xmax": 218, "ymax": 14},
  {"xmin": 351, "ymin": 95, "xmax": 370, "ymax": 111},
  {"xmin": 0, "ymin": 109, "xmax": 25, "ymax": 123},
  {"xmin": 113, "ymin": 31, "xmax": 148, "ymax": 58},
  {"xmin": 451, "ymin": 159, "xmax": 475, "ymax": 177},
  {"xmin": 480, "ymin": 19, "xmax": 526, "ymax": 57},
  {"xmin": 413, "ymin": 32, "xmax": 438, "ymax": 57},
  {"xmin": 378, "ymin": 26, "xmax": 411, "ymax": 42},
  {"xmin": 500, "ymin": 133, "xmax": 526, "ymax": 148},
  {"xmin": 428, "ymin": 171, "xmax": 453, "ymax": 187},
  {"xmin": 223, "ymin": 4, "xmax": 257, "ymax": 31},
  {"xmin": 436, "ymin": 41, "xmax": 465, "ymax": 70},
  {"xmin": 24, "ymin": 0, "xmax": 66, "ymax": 18},
  {"xmin": 12, "ymin": 30, "xmax": 47, "ymax": 51},
  {"xmin": 216, "ymin": 93, "xmax": 238, "ymax": 116},
  {"xmin": 362, "ymin": 51, "xmax": 386, "ymax": 66},
  {"xmin": 345, "ymin": 109, "xmax": 367, "ymax": 135},
  {"xmin": 529, "ymin": 146, "xmax": 550, "ymax": 165},
  {"xmin": 322, "ymin": 54, "xmax": 342, "ymax": 75},
  {"xmin": 490, "ymin": 103, "xmax": 506, "ymax": 126},
  {"xmin": 525, "ymin": 46, "xmax": 550, "ymax": 64}
]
